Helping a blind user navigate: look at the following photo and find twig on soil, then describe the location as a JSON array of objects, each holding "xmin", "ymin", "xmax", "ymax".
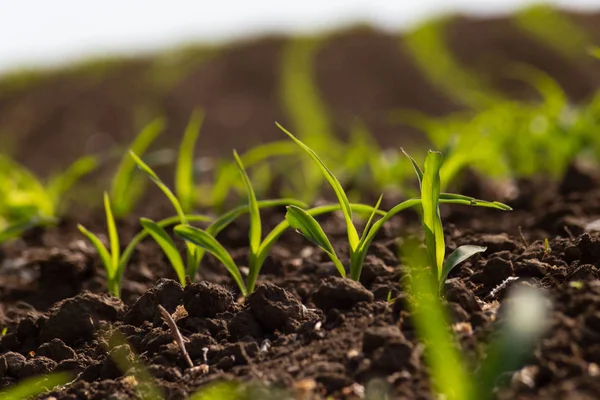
[
  {"xmin": 158, "ymin": 305, "xmax": 194, "ymax": 369},
  {"xmin": 518, "ymin": 226, "xmax": 529, "ymax": 248}
]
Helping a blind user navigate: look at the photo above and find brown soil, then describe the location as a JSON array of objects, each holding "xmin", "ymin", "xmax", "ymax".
[{"xmin": 2, "ymin": 9, "xmax": 600, "ymax": 400}]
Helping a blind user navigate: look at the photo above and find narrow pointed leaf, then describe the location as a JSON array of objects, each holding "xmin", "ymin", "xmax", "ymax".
[
  {"xmin": 140, "ymin": 218, "xmax": 186, "ymax": 285},
  {"xmin": 78, "ymin": 224, "xmax": 113, "ymax": 277},
  {"xmin": 440, "ymin": 193, "xmax": 512, "ymax": 210},
  {"xmin": 174, "ymin": 225, "xmax": 247, "ymax": 296},
  {"xmin": 401, "ymin": 148, "xmax": 424, "ymax": 187},
  {"xmin": 256, "ymin": 203, "xmax": 385, "ymax": 270},
  {"xmin": 421, "ymin": 151, "xmax": 445, "ymax": 276},
  {"xmin": 176, "ymin": 109, "xmax": 204, "ymax": 213},
  {"xmin": 440, "ymin": 245, "xmax": 486, "ymax": 289},
  {"xmin": 233, "ymin": 150, "xmax": 261, "ymax": 254},
  {"xmin": 278, "ymin": 123, "xmax": 360, "ymax": 251},
  {"xmin": 130, "ymin": 151, "xmax": 187, "ymax": 225},
  {"xmin": 111, "ymin": 118, "xmax": 164, "ymax": 215},
  {"xmin": 104, "ymin": 193, "xmax": 120, "ymax": 275},
  {"xmin": 285, "ymin": 205, "xmax": 346, "ymax": 277},
  {"xmin": 360, "ymin": 194, "xmax": 383, "ymax": 243}
]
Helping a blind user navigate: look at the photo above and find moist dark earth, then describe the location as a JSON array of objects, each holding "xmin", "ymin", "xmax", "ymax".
[{"xmin": 3, "ymin": 10, "xmax": 600, "ymax": 400}]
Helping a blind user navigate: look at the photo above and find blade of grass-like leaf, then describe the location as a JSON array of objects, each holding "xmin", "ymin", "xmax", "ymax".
[
  {"xmin": 0, "ymin": 372, "xmax": 72, "ymax": 400},
  {"xmin": 176, "ymin": 109, "xmax": 204, "ymax": 213},
  {"xmin": 130, "ymin": 150, "xmax": 187, "ymax": 224},
  {"xmin": 104, "ymin": 193, "xmax": 120, "ymax": 277},
  {"xmin": 78, "ymin": 224, "xmax": 113, "ymax": 277},
  {"xmin": 119, "ymin": 214, "xmax": 211, "ymax": 273},
  {"xmin": 233, "ymin": 150, "xmax": 261, "ymax": 254},
  {"xmin": 440, "ymin": 193, "xmax": 512, "ymax": 210},
  {"xmin": 402, "ymin": 243, "xmax": 475, "ymax": 400},
  {"xmin": 278, "ymin": 123, "xmax": 360, "ymax": 251},
  {"xmin": 140, "ymin": 218, "xmax": 186, "ymax": 285},
  {"xmin": 174, "ymin": 225, "xmax": 247, "ymax": 296},
  {"xmin": 439, "ymin": 245, "xmax": 486, "ymax": 290},
  {"xmin": 401, "ymin": 148, "xmax": 424, "ymax": 187},
  {"xmin": 421, "ymin": 151, "xmax": 445, "ymax": 276},
  {"xmin": 111, "ymin": 118, "xmax": 164, "ymax": 216},
  {"xmin": 286, "ymin": 205, "xmax": 346, "ymax": 277},
  {"xmin": 360, "ymin": 194, "xmax": 383, "ymax": 243},
  {"xmin": 255, "ymin": 204, "xmax": 382, "ymax": 278},
  {"xmin": 206, "ymin": 199, "xmax": 307, "ymax": 237}
]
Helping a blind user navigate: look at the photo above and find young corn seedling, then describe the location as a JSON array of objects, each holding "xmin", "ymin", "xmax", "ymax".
[
  {"xmin": 130, "ymin": 150, "xmax": 204, "ymax": 284},
  {"xmin": 132, "ymin": 150, "xmax": 308, "ymax": 287},
  {"xmin": 78, "ymin": 193, "xmax": 123, "ymax": 297},
  {"xmin": 279, "ymin": 123, "xmax": 511, "ymax": 283},
  {"xmin": 402, "ymin": 243, "xmax": 550, "ymax": 400},
  {"xmin": 403, "ymin": 149, "xmax": 511, "ymax": 292},
  {"xmin": 175, "ymin": 150, "xmax": 383, "ymax": 296},
  {"xmin": 79, "ymin": 195, "xmax": 286, "ymax": 296}
]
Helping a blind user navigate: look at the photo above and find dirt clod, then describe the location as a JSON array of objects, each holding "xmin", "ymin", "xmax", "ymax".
[{"xmin": 311, "ymin": 277, "xmax": 374, "ymax": 312}]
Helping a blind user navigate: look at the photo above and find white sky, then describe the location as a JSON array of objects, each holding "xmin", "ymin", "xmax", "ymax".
[{"xmin": 1, "ymin": 0, "xmax": 600, "ymax": 73}]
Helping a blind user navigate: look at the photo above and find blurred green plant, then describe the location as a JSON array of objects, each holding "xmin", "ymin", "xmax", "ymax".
[
  {"xmin": 515, "ymin": 4, "xmax": 592, "ymax": 60},
  {"xmin": 402, "ymin": 241, "xmax": 550, "ymax": 399},
  {"xmin": 0, "ymin": 372, "xmax": 72, "ymax": 400},
  {"xmin": 281, "ymin": 124, "xmax": 509, "ymax": 283},
  {"xmin": 110, "ymin": 118, "xmax": 165, "ymax": 217},
  {"xmin": 403, "ymin": 17, "xmax": 503, "ymax": 109},
  {"xmin": 0, "ymin": 154, "xmax": 98, "ymax": 243}
]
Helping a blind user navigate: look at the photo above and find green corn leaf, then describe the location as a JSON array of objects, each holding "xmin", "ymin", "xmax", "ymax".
[
  {"xmin": 439, "ymin": 193, "xmax": 512, "ymax": 210},
  {"xmin": 286, "ymin": 205, "xmax": 346, "ymax": 278},
  {"xmin": 439, "ymin": 245, "xmax": 486, "ymax": 290},
  {"xmin": 402, "ymin": 243, "xmax": 475, "ymax": 400},
  {"xmin": 256, "ymin": 203, "xmax": 384, "ymax": 271},
  {"xmin": 104, "ymin": 192, "xmax": 120, "ymax": 276},
  {"xmin": 207, "ymin": 199, "xmax": 307, "ymax": 237},
  {"xmin": 360, "ymin": 194, "xmax": 383, "ymax": 243},
  {"xmin": 140, "ymin": 218, "xmax": 186, "ymax": 285},
  {"xmin": 278, "ymin": 123, "xmax": 359, "ymax": 251},
  {"xmin": 129, "ymin": 150, "xmax": 187, "ymax": 224},
  {"xmin": 176, "ymin": 109, "xmax": 204, "ymax": 213},
  {"xmin": 111, "ymin": 118, "xmax": 164, "ymax": 216},
  {"xmin": 233, "ymin": 150, "xmax": 261, "ymax": 254},
  {"xmin": 0, "ymin": 372, "xmax": 72, "ymax": 400},
  {"xmin": 78, "ymin": 224, "xmax": 113, "ymax": 277},
  {"xmin": 421, "ymin": 151, "xmax": 445, "ymax": 277},
  {"xmin": 401, "ymin": 148, "xmax": 424, "ymax": 187},
  {"xmin": 174, "ymin": 225, "xmax": 247, "ymax": 296}
]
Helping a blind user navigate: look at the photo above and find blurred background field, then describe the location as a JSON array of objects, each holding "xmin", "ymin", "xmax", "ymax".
[{"xmin": 2, "ymin": 1, "xmax": 600, "ymax": 222}]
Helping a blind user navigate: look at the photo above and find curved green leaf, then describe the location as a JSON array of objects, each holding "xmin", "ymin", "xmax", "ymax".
[
  {"xmin": 78, "ymin": 224, "xmax": 112, "ymax": 275},
  {"xmin": 233, "ymin": 150, "xmax": 261, "ymax": 254},
  {"xmin": 286, "ymin": 205, "xmax": 345, "ymax": 278},
  {"xmin": 440, "ymin": 245, "xmax": 486, "ymax": 290},
  {"xmin": 174, "ymin": 225, "xmax": 247, "ymax": 296},
  {"xmin": 401, "ymin": 148, "xmax": 424, "ymax": 187},
  {"xmin": 140, "ymin": 218, "xmax": 186, "ymax": 285},
  {"xmin": 111, "ymin": 118, "xmax": 164, "ymax": 216},
  {"xmin": 130, "ymin": 150, "xmax": 187, "ymax": 224},
  {"xmin": 278, "ymin": 123, "xmax": 360, "ymax": 251},
  {"xmin": 421, "ymin": 151, "xmax": 445, "ymax": 276},
  {"xmin": 104, "ymin": 192, "xmax": 120, "ymax": 276}
]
